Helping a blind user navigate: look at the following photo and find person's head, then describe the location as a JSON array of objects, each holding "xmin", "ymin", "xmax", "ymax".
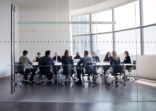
[
  {"xmin": 55, "ymin": 52, "xmax": 58, "ymax": 56},
  {"xmin": 124, "ymin": 51, "xmax": 129, "ymax": 57},
  {"xmin": 23, "ymin": 50, "xmax": 28, "ymax": 56},
  {"xmin": 37, "ymin": 52, "xmax": 41, "ymax": 57},
  {"xmin": 84, "ymin": 51, "xmax": 89, "ymax": 57},
  {"xmin": 105, "ymin": 52, "xmax": 111, "ymax": 58},
  {"xmin": 76, "ymin": 52, "xmax": 80, "ymax": 56},
  {"xmin": 45, "ymin": 50, "xmax": 51, "ymax": 57},
  {"xmin": 64, "ymin": 49, "xmax": 69, "ymax": 57},
  {"xmin": 91, "ymin": 51, "xmax": 95, "ymax": 56},
  {"xmin": 112, "ymin": 51, "xmax": 117, "ymax": 60}
]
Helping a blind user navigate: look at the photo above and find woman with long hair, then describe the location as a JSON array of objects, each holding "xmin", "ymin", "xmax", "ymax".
[
  {"xmin": 104, "ymin": 52, "xmax": 111, "ymax": 62},
  {"xmin": 123, "ymin": 51, "xmax": 131, "ymax": 63},
  {"xmin": 62, "ymin": 49, "xmax": 73, "ymax": 81},
  {"xmin": 110, "ymin": 51, "xmax": 120, "ymax": 65}
]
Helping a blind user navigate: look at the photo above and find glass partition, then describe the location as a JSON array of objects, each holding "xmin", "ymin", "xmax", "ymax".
[{"xmin": 11, "ymin": 0, "xmax": 156, "ymax": 110}]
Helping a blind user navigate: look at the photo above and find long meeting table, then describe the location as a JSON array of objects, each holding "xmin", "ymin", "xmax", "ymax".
[{"xmin": 33, "ymin": 62, "xmax": 135, "ymax": 67}]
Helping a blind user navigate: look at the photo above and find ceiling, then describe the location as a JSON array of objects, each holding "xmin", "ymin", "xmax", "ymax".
[{"xmin": 15, "ymin": 0, "xmax": 134, "ymax": 10}]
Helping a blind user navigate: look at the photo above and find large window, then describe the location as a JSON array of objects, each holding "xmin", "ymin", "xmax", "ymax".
[
  {"xmin": 144, "ymin": 26, "xmax": 156, "ymax": 55},
  {"xmin": 72, "ymin": 0, "xmax": 156, "ymax": 56},
  {"xmin": 114, "ymin": 1, "xmax": 140, "ymax": 30},
  {"xmin": 115, "ymin": 29, "xmax": 141, "ymax": 56},
  {"xmin": 73, "ymin": 36, "xmax": 91, "ymax": 55},
  {"xmin": 143, "ymin": 0, "xmax": 156, "ymax": 25},
  {"xmin": 93, "ymin": 33, "xmax": 113, "ymax": 55},
  {"xmin": 92, "ymin": 10, "xmax": 112, "ymax": 33},
  {"xmin": 72, "ymin": 14, "xmax": 90, "ymax": 35}
]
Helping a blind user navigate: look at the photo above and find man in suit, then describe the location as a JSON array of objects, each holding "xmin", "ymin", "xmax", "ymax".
[
  {"xmin": 91, "ymin": 51, "xmax": 100, "ymax": 62},
  {"xmin": 76, "ymin": 51, "xmax": 94, "ymax": 85},
  {"xmin": 39, "ymin": 50, "xmax": 54, "ymax": 80}
]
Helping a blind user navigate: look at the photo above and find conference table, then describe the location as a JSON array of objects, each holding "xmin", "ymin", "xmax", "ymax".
[
  {"xmin": 33, "ymin": 62, "xmax": 135, "ymax": 67},
  {"xmin": 32, "ymin": 62, "xmax": 135, "ymax": 81}
]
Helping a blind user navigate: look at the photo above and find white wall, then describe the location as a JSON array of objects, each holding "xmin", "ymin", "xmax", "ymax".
[
  {"xmin": 18, "ymin": 0, "xmax": 70, "ymax": 61},
  {"xmin": 137, "ymin": 56, "xmax": 156, "ymax": 80},
  {"xmin": 0, "ymin": 0, "xmax": 12, "ymax": 78}
]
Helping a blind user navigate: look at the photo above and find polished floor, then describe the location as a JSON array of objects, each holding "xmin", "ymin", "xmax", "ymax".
[{"xmin": 0, "ymin": 77, "xmax": 156, "ymax": 111}]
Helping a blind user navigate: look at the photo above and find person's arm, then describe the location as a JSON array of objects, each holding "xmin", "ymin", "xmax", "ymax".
[
  {"xmin": 128, "ymin": 56, "xmax": 131, "ymax": 63},
  {"xmin": 50, "ymin": 58, "xmax": 54, "ymax": 66},
  {"xmin": 97, "ymin": 56, "xmax": 100, "ymax": 62},
  {"xmin": 110, "ymin": 58, "xmax": 113, "ymax": 66},
  {"xmin": 70, "ymin": 56, "xmax": 74, "ymax": 65},
  {"xmin": 59, "ymin": 56, "xmax": 62, "ymax": 62},
  {"xmin": 78, "ymin": 58, "xmax": 83, "ymax": 66},
  {"xmin": 118, "ymin": 57, "xmax": 120, "ymax": 63},
  {"xmin": 27, "ymin": 57, "xmax": 32, "ymax": 65}
]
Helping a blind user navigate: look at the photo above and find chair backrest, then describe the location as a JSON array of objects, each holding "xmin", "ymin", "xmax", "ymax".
[
  {"xmin": 83, "ymin": 57, "xmax": 95, "ymax": 74},
  {"xmin": 39, "ymin": 65, "xmax": 52, "ymax": 74},
  {"xmin": 14, "ymin": 63, "xmax": 25, "ymax": 74},
  {"xmin": 84, "ymin": 64, "xmax": 95, "ymax": 74},
  {"xmin": 62, "ymin": 64, "xmax": 73, "ymax": 75},
  {"xmin": 112, "ymin": 64, "xmax": 124, "ymax": 74}
]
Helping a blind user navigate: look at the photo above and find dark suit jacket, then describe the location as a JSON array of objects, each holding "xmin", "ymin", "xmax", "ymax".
[
  {"xmin": 124, "ymin": 56, "xmax": 131, "ymax": 63},
  {"xmin": 39, "ymin": 56, "xmax": 54, "ymax": 66},
  {"xmin": 92, "ymin": 56, "xmax": 100, "ymax": 62},
  {"xmin": 53, "ymin": 56, "xmax": 62, "ymax": 62},
  {"xmin": 74, "ymin": 55, "xmax": 81, "ymax": 59},
  {"xmin": 78, "ymin": 56, "xmax": 94, "ymax": 74}
]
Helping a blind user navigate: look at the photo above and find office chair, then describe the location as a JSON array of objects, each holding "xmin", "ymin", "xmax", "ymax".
[
  {"xmin": 124, "ymin": 61, "xmax": 136, "ymax": 80},
  {"xmin": 14, "ymin": 62, "xmax": 32, "ymax": 87},
  {"xmin": 37, "ymin": 65, "xmax": 54, "ymax": 86},
  {"xmin": 62, "ymin": 64, "xmax": 74, "ymax": 86},
  {"xmin": 82, "ymin": 63, "xmax": 98, "ymax": 87},
  {"xmin": 111, "ymin": 64, "xmax": 126, "ymax": 87}
]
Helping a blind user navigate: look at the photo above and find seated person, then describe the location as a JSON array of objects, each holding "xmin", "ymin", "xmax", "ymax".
[
  {"xmin": 34, "ymin": 52, "xmax": 41, "ymax": 62},
  {"xmin": 74, "ymin": 52, "xmax": 81, "ymax": 59},
  {"xmin": 19, "ymin": 50, "xmax": 35, "ymax": 82},
  {"xmin": 91, "ymin": 51, "xmax": 100, "ymax": 62},
  {"xmin": 104, "ymin": 52, "xmax": 111, "ymax": 62},
  {"xmin": 110, "ymin": 51, "xmax": 120, "ymax": 66},
  {"xmin": 103, "ymin": 52, "xmax": 111, "ymax": 74},
  {"xmin": 77, "ymin": 51, "xmax": 95, "ymax": 84},
  {"xmin": 123, "ymin": 51, "xmax": 131, "ymax": 64},
  {"xmin": 110, "ymin": 51, "xmax": 122, "ymax": 75},
  {"xmin": 53, "ymin": 52, "xmax": 62, "ymax": 76},
  {"xmin": 62, "ymin": 50, "xmax": 73, "ymax": 80},
  {"xmin": 39, "ymin": 50, "xmax": 54, "ymax": 80},
  {"xmin": 53, "ymin": 52, "xmax": 62, "ymax": 62},
  {"xmin": 123, "ymin": 51, "xmax": 132, "ymax": 71}
]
